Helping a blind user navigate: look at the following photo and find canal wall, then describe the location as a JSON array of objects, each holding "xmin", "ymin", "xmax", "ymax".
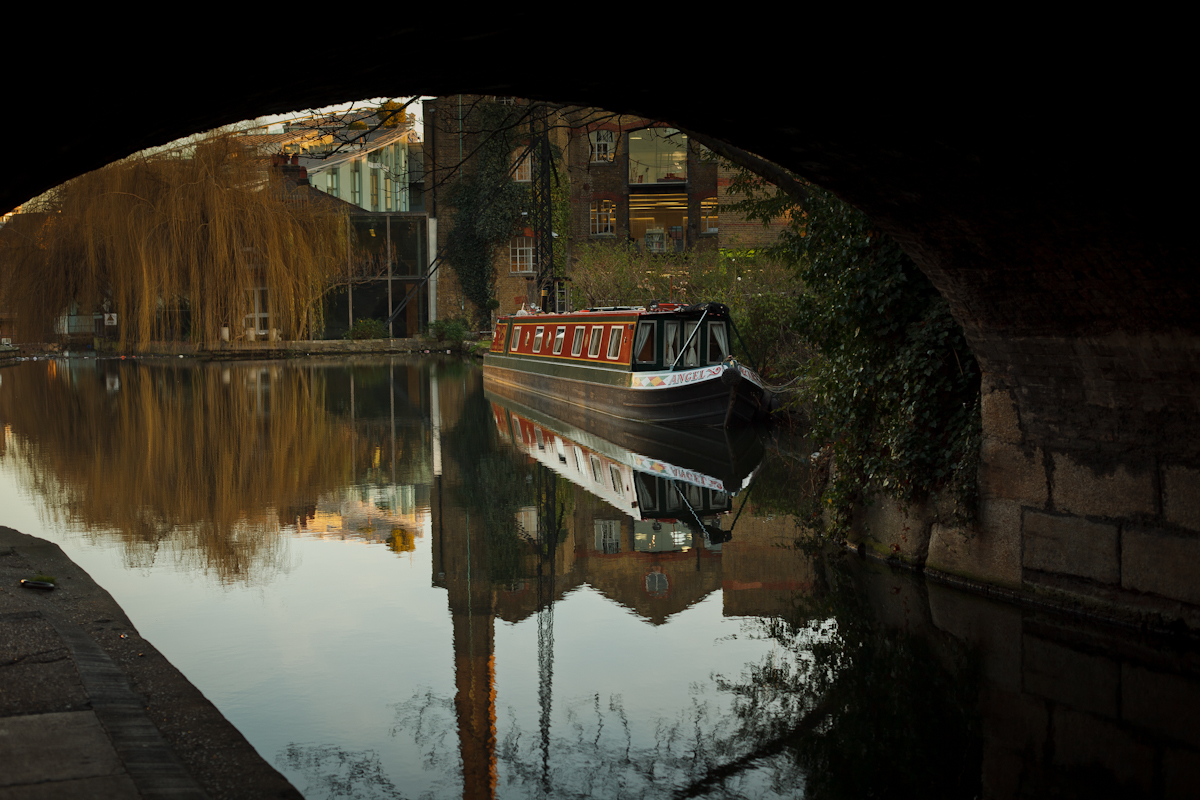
[
  {"xmin": 838, "ymin": 375, "xmax": 1200, "ymax": 633},
  {"xmin": 12, "ymin": 337, "xmax": 479, "ymax": 359}
]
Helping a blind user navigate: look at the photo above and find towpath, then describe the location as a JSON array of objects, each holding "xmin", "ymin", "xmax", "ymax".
[{"xmin": 0, "ymin": 526, "xmax": 301, "ymax": 799}]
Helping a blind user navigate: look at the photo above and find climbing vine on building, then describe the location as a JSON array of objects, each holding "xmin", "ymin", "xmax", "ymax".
[{"xmin": 444, "ymin": 101, "xmax": 567, "ymax": 322}]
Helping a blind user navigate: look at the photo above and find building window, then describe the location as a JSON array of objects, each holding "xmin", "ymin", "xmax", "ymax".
[
  {"xmin": 513, "ymin": 150, "xmax": 532, "ymax": 182},
  {"xmin": 327, "ymin": 170, "xmax": 340, "ymax": 198},
  {"xmin": 351, "ymin": 160, "xmax": 362, "ymax": 206},
  {"xmin": 590, "ymin": 200, "xmax": 616, "ymax": 236},
  {"xmin": 700, "ymin": 198, "xmax": 718, "ymax": 234},
  {"xmin": 589, "ymin": 129, "xmax": 615, "ymax": 163},
  {"xmin": 496, "ymin": 96, "xmax": 516, "ymax": 106},
  {"xmin": 370, "ymin": 169, "xmax": 380, "ymax": 211},
  {"xmin": 629, "ymin": 194, "xmax": 687, "ymax": 253},
  {"xmin": 628, "ymin": 127, "xmax": 687, "ymax": 185},
  {"xmin": 595, "ymin": 520, "xmax": 621, "ymax": 554},
  {"xmin": 385, "ymin": 176, "xmax": 393, "ymax": 211},
  {"xmin": 510, "ymin": 237, "xmax": 534, "ymax": 273},
  {"xmin": 244, "ymin": 287, "xmax": 269, "ymax": 337}
]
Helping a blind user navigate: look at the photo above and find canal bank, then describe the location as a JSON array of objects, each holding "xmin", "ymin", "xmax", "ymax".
[
  {"xmin": 9, "ymin": 336, "xmax": 480, "ymax": 360},
  {"xmin": 0, "ymin": 526, "xmax": 301, "ymax": 800}
]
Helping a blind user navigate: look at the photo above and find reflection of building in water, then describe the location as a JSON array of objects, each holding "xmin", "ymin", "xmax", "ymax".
[{"xmin": 297, "ymin": 484, "xmax": 430, "ymax": 551}]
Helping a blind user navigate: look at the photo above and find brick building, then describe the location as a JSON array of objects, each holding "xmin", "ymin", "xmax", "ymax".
[{"xmin": 423, "ymin": 96, "xmax": 781, "ymax": 326}]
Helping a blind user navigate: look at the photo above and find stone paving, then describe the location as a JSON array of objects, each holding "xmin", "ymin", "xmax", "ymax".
[{"xmin": 0, "ymin": 527, "xmax": 301, "ymax": 800}]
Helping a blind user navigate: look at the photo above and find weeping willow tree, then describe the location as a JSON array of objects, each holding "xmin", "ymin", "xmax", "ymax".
[{"xmin": 0, "ymin": 131, "xmax": 347, "ymax": 348}]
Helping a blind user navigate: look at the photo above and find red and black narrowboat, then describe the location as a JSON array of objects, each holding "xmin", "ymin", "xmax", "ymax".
[{"xmin": 483, "ymin": 302, "xmax": 770, "ymax": 427}]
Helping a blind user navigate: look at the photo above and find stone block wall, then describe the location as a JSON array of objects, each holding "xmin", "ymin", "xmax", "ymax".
[{"xmin": 926, "ymin": 372, "xmax": 1200, "ymax": 629}]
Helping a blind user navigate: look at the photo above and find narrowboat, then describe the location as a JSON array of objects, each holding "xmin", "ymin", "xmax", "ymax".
[{"xmin": 483, "ymin": 302, "xmax": 771, "ymax": 427}]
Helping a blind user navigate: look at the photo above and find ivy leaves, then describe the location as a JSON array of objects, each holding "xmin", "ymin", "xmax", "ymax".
[
  {"xmin": 445, "ymin": 103, "xmax": 530, "ymax": 318},
  {"xmin": 727, "ymin": 170, "xmax": 981, "ymax": 530}
]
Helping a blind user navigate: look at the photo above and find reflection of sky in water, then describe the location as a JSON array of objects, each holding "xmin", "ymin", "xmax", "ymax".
[{"xmin": 0, "ymin": 359, "xmax": 807, "ymax": 799}]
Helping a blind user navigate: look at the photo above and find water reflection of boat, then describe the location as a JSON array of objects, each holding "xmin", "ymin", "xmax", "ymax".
[
  {"xmin": 484, "ymin": 302, "xmax": 771, "ymax": 427},
  {"xmin": 487, "ymin": 389, "xmax": 763, "ymax": 549}
]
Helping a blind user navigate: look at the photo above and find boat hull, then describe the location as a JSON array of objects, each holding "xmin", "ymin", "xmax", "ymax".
[{"xmin": 483, "ymin": 352, "xmax": 769, "ymax": 427}]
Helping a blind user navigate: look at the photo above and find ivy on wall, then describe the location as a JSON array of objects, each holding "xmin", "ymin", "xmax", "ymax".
[
  {"xmin": 727, "ymin": 171, "xmax": 982, "ymax": 531},
  {"xmin": 444, "ymin": 102, "xmax": 568, "ymax": 321},
  {"xmin": 444, "ymin": 102, "xmax": 529, "ymax": 320}
]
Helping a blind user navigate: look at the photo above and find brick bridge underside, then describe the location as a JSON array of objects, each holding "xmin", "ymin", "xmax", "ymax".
[{"xmin": 7, "ymin": 22, "xmax": 1194, "ymax": 628}]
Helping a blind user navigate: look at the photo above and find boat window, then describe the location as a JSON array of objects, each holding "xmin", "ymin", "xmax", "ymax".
[
  {"xmin": 683, "ymin": 322, "xmax": 700, "ymax": 367},
  {"xmin": 588, "ymin": 326, "xmax": 604, "ymax": 358},
  {"xmin": 634, "ymin": 321, "xmax": 656, "ymax": 364},
  {"xmin": 590, "ymin": 455, "xmax": 604, "ymax": 484},
  {"xmin": 710, "ymin": 489, "xmax": 729, "ymax": 509},
  {"xmin": 610, "ymin": 464, "xmax": 624, "ymax": 495},
  {"xmin": 664, "ymin": 320, "xmax": 680, "ymax": 365},
  {"xmin": 552, "ymin": 326, "xmax": 566, "ymax": 354},
  {"xmin": 607, "ymin": 327, "xmax": 623, "ymax": 360},
  {"xmin": 571, "ymin": 326, "xmax": 586, "ymax": 356},
  {"xmin": 533, "ymin": 326, "xmax": 545, "ymax": 353},
  {"xmin": 635, "ymin": 473, "xmax": 657, "ymax": 511},
  {"xmin": 707, "ymin": 321, "xmax": 729, "ymax": 363}
]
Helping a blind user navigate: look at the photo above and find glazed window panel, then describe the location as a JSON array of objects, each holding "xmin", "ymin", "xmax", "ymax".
[
  {"xmin": 664, "ymin": 321, "xmax": 681, "ymax": 365},
  {"xmin": 707, "ymin": 322, "xmax": 729, "ymax": 363},
  {"xmin": 700, "ymin": 198, "xmax": 718, "ymax": 234},
  {"xmin": 628, "ymin": 127, "xmax": 687, "ymax": 185},
  {"xmin": 590, "ymin": 200, "xmax": 616, "ymax": 236},
  {"xmin": 513, "ymin": 150, "xmax": 532, "ymax": 182},
  {"xmin": 595, "ymin": 520, "xmax": 621, "ymax": 554},
  {"xmin": 533, "ymin": 326, "xmax": 545, "ymax": 353},
  {"xmin": 588, "ymin": 326, "xmax": 604, "ymax": 358},
  {"xmin": 552, "ymin": 326, "xmax": 566, "ymax": 354},
  {"xmin": 607, "ymin": 327, "xmax": 623, "ymax": 360},
  {"xmin": 510, "ymin": 237, "xmax": 534, "ymax": 274},
  {"xmin": 634, "ymin": 321, "xmax": 656, "ymax": 364},
  {"xmin": 609, "ymin": 464, "xmax": 623, "ymax": 495},
  {"xmin": 590, "ymin": 129, "xmax": 615, "ymax": 163},
  {"xmin": 571, "ymin": 326, "xmax": 586, "ymax": 356},
  {"xmin": 683, "ymin": 322, "xmax": 700, "ymax": 367}
]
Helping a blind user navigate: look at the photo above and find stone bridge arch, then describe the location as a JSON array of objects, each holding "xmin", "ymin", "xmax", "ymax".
[{"xmin": 7, "ymin": 21, "xmax": 1195, "ymax": 627}]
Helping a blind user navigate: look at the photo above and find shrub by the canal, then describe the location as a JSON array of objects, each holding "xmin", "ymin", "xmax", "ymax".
[
  {"xmin": 343, "ymin": 318, "xmax": 390, "ymax": 340},
  {"xmin": 428, "ymin": 318, "xmax": 468, "ymax": 345}
]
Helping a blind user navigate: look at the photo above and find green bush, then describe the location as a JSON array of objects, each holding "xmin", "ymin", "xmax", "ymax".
[
  {"xmin": 428, "ymin": 318, "xmax": 468, "ymax": 344},
  {"xmin": 343, "ymin": 318, "xmax": 389, "ymax": 340}
]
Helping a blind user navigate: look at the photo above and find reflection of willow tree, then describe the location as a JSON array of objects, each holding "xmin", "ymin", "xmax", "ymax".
[
  {"xmin": 688, "ymin": 559, "xmax": 982, "ymax": 800},
  {"xmin": 0, "ymin": 362, "xmax": 361, "ymax": 582}
]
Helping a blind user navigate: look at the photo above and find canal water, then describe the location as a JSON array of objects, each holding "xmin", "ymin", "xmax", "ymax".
[{"xmin": 1, "ymin": 356, "xmax": 1198, "ymax": 799}]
